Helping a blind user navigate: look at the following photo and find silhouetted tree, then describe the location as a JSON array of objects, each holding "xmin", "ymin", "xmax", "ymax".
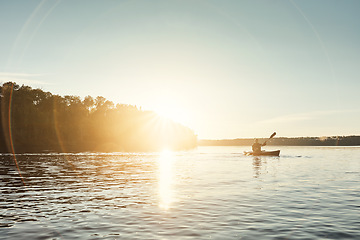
[{"xmin": 0, "ymin": 82, "xmax": 197, "ymax": 153}]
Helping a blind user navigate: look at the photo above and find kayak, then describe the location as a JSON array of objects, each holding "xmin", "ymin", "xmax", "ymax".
[{"xmin": 244, "ymin": 150, "xmax": 280, "ymax": 156}]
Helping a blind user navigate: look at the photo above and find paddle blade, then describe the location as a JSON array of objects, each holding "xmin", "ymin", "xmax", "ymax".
[{"xmin": 270, "ymin": 132, "xmax": 276, "ymax": 139}]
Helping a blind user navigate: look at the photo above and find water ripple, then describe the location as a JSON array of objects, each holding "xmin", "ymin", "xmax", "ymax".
[{"xmin": 1, "ymin": 147, "xmax": 360, "ymax": 239}]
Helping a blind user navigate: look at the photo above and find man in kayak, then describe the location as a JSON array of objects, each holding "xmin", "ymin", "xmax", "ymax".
[{"xmin": 252, "ymin": 139, "xmax": 266, "ymax": 153}]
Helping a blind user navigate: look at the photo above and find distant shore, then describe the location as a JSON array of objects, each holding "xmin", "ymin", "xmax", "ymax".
[{"xmin": 199, "ymin": 136, "xmax": 360, "ymax": 146}]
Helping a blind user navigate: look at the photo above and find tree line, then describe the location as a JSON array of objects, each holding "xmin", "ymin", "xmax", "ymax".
[
  {"xmin": 0, "ymin": 82, "xmax": 197, "ymax": 153},
  {"xmin": 199, "ymin": 136, "xmax": 360, "ymax": 146}
]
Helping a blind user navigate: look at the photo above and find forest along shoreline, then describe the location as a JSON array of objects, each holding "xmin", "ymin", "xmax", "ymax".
[
  {"xmin": 199, "ymin": 136, "xmax": 360, "ymax": 146},
  {"xmin": 1, "ymin": 82, "xmax": 358, "ymax": 154},
  {"xmin": 0, "ymin": 82, "xmax": 197, "ymax": 153}
]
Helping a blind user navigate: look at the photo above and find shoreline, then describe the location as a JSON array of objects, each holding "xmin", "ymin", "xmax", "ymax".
[{"xmin": 199, "ymin": 135, "xmax": 360, "ymax": 146}]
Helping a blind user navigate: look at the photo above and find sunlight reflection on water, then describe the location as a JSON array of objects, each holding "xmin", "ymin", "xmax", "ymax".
[
  {"xmin": 0, "ymin": 147, "xmax": 360, "ymax": 239},
  {"xmin": 158, "ymin": 150, "xmax": 174, "ymax": 210}
]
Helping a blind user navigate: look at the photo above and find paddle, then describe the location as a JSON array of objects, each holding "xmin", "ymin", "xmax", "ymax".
[{"xmin": 263, "ymin": 132, "xmax": 276, "ymax": 146}]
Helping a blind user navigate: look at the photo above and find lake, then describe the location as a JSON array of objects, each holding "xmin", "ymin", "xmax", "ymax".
[{"xmin": 1, "ymin": 146, "xmax": 359, "ymax": 239}]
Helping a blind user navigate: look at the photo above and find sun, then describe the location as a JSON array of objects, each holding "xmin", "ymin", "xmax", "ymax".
[{"xmin": 154, "ymin": 104, "xmax": 190, "ymax": 126}]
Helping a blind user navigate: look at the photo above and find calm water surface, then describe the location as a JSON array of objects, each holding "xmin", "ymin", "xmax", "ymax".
[{"xmin": 1, "ymin": 146, "xmax": 359, "ymax": 239}]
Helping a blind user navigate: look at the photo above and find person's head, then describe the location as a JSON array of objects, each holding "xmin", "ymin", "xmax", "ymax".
[{"xmin": 254, "ymin": 139, "xmax": 258, "ymax": 143}]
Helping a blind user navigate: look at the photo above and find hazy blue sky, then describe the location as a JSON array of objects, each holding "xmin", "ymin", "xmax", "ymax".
[{"xmin": 1, "ymin": 0, "xmax": 360, "ymax": 139}]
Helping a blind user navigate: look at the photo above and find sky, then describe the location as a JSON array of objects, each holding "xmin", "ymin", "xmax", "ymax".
[{"xmin": 1, "ymin": 0, "xmax": 360, "ymax": 139}]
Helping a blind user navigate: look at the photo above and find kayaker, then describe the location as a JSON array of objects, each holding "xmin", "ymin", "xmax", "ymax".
[{"xmin": 252, "ymin": 139, "xmax": 266, "ymax": 153}]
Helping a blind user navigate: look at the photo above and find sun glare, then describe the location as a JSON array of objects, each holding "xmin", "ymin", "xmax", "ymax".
[{"xmin": 154, "ymin": 105, "xmax": 190, "ymax": 126}]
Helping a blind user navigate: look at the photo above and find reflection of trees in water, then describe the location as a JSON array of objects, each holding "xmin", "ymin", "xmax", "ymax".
[
  {"xmin": 1, "ymin": 154, "xmax": 157, "ymax": 186},
  {"xmin": 0, "ymin": 154, "xmax": 159, "ymax": 226}
]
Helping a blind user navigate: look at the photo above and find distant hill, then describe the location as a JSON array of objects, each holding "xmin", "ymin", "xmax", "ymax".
[{"xmin": 199, "ymin": 136, "xmax": 360, "ymax": 146}]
